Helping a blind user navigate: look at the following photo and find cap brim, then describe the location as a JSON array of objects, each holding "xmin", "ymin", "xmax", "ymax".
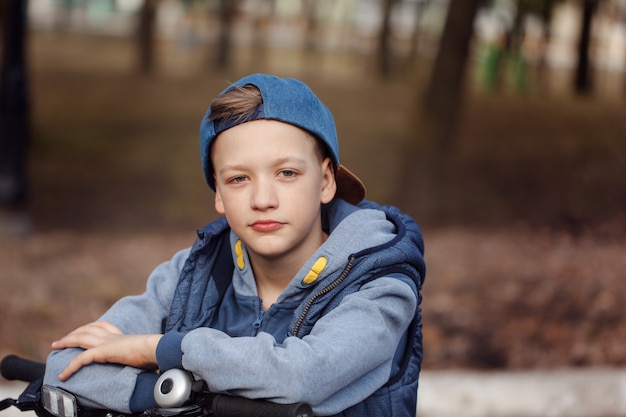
[{"xmin": 335, "ymin": 165, "xmax": 366, "ymax": 205}]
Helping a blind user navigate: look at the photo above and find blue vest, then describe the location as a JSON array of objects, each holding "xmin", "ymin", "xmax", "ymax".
[{"xmin": 165, "ymin": 200, "xmax": 426, "ymax": 417}]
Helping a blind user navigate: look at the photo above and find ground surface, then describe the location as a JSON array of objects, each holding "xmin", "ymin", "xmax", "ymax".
[{"xmin": 2, "ymin": 224, "xmax": 625, "ymax": 371}]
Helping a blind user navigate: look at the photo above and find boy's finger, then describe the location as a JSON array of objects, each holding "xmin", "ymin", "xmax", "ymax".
[
  {"xmin": 51, "ymin": 332, "xmax": 96, "ymax": 350},
  {"xmin": 57, "ymin": 352, "xmax": 92, "ymax": 381}
]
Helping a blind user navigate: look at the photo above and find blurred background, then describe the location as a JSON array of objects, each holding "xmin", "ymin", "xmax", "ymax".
[{"xmin": 1, "ymin": 0, "xmax": 625, "ymax": 375}]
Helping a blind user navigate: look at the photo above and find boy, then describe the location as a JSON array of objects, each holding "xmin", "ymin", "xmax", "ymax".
[{"xmin": 43, "ymin": 73, "xmax": 426, "ymax": 417}]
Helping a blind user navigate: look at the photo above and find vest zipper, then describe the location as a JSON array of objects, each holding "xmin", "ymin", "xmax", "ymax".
[{"xmin": 292, "ymin": 256, "xmax": 356, "ymax": 337}]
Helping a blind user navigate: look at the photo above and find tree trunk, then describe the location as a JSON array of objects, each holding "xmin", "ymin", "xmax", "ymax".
[
  {"xmin": 302, "ymin": 0, "xmax": 318, "ymax": 51},
  {"xmin": 137, "ymin": 0, "xmax": 156, "ymax": 75},
  {"xmin": 422, "ymin": 0, "xmax": 482, "ymax": 151},
  {"xmin": 391, "ymin": 0, "xmax": 481, "ymax": 220},
  {"xmin": 408, "ymin": 0, "xmax": 430, "ymax": 61},
  {"xmin": 377, "ymin": 0, "xmax": 398, "ymax": 78},
  {"xmin": 535, "ymin": 0, "xmax": 556, "ymax": 92},
  {"xmin": 574, "ymin": 0, "xmax": 598, "ymax": 95},
  {"xmin": 0, "ymin": 0, "xmax": 30, "ymax": 207},
  {"xmin": 506, "ymin": 0, "xmax": 528, "ymax": 92},
  {"xmin": 216, "ymin": 0, "xmax": 237, "ymax": 71}
]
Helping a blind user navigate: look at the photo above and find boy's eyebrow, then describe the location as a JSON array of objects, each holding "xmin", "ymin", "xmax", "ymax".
[
  {"xmin": 217, "ymin": 164, "xmax": 249, "ymax": 174},
  {"xmin": 271, "ymin": 156, "xmax": 309, "ymax": 166}
]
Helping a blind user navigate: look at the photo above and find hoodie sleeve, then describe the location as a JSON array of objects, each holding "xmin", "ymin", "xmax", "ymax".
[
  {"xmin": 165, "ymin": 276, "xmax": 417, "ymax": 416},
  {"xmin": 42, "ymin": 248, "xmax": 190, "ymax": 413}
]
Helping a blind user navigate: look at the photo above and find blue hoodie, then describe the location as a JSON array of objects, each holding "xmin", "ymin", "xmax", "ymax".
[{"xmin": 44, "ymin": 199, "xmax": 425, "ymax": 417}]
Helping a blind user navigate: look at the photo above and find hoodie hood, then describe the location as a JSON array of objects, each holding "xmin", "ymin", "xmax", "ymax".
[{"xmin": 230, "ymin": 199, "xmax": 398, "ymax": 302}]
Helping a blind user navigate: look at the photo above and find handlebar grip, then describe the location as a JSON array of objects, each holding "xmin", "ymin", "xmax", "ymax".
[
  {"xmin": 212, "ymin": 395, "xmax": 313, "ymax": 417},
  {"xmin": 1, "ymin": 355, "xmax": 46, "ymax": 382}
]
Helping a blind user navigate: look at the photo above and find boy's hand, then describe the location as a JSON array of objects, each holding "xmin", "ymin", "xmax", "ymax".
[{"xmin": 51, "ymin": 320, "xmax": 162, "ymax": 381}]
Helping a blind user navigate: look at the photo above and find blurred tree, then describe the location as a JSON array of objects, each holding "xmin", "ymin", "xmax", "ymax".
[
  {"xmin": 137, "ymin": 0, "xmax": 157, "ymax": 75},
  {"xmin": 250, "ymin": 0, "xmax": 275, "ymax": 68},
  {"xmin": 421, "ymin": 0, "xmax": 482, "ymax": 150},
  {"xmin": 215, "ymin": 0, "xmax": 239, "ymax": 70},
  {"xmin": 574, "ymin": 0, "xmax": 599, "ymax": 94},
  {"xmin": 621, "ymin": 1, "xmax": 626, "ymax": 96},
  {"xmin": 0, "ymin": 0, "xmax": 30, "ymax": 208},
  {"xmin": 303, "ymin": 0, "xmax": 319, "ymax": 51},
  {"xmin": 392, "ymin": 0, "xmax": 482, "ymax": 217},
  {"xmin": 377, "ymin": 0, "xmax": 400, "ymax": 78},
  {"xmin": 533, "ymin": 0, "xmax": 559, "ymax": 91},
  {"xmin": 408, "ymin": 0, "xmax": 431, "ymax": 62}
]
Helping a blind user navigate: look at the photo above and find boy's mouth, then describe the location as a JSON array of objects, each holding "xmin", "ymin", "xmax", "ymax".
[{"xmin": 251, "ymin": 220, "xmax": 283, "ymax": 232}]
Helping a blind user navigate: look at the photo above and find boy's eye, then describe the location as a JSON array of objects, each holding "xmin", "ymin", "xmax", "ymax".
[
  {"xmin": 279, "ymin": 170, "xmax": 296, "ymax": 178},
  {"xmin": 229, "ymin": 175, "xmax": 248, "ymax": 184}
]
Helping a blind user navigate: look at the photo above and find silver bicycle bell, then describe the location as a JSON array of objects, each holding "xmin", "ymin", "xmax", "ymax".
[{"xmin": 154, "ymin": 368, "xmax": 195, "ymax": 408}]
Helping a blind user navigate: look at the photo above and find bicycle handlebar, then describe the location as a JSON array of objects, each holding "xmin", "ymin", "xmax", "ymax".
[
  {"xmin": 1, "ymin": 355, "xmax": 45, "ymax": 382},
  {"xmin": 212, "ymin": 395, "xmax": 312, "ymax": 417},
  {"xmin": 1, "ymin": 355, "xmax": 313, "ymax": 417}
]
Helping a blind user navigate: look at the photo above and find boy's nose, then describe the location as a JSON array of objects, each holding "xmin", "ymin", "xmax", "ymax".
[{"xmin": 250, "ymin": 178, "xmax": 278, "ymax": 210}]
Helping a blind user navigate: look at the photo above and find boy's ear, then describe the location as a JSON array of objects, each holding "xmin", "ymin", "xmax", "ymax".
[{"xmin": 320, "ymin": 158, "xmax": 337, "ymax": 204}]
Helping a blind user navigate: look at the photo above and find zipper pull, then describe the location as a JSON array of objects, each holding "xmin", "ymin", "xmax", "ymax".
[{"xmin": 252, "ymin": 311, "xmax": 264, "ymax": 329}]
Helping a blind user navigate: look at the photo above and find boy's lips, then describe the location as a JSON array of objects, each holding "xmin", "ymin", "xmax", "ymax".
[{"xmin": 251, "ymin": 220, "xmax": 283, "ymax": 232}]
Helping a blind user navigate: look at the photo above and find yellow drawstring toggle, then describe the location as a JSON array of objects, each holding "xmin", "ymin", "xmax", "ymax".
[
  {"xmin": 235, "ymin": 240, "xmax": 245, "ymax": 270},
  {"xmin": 303, "ymin": 256, "xmax": 327, "ymax": 285}
]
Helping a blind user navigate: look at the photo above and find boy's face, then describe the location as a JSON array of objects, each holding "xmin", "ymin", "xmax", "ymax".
[{"xmin": 212, "ymin": 119, "xmax": 336, "ymax": 266}]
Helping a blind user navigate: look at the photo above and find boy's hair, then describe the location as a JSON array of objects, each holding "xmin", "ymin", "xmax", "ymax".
[
  {"xmin": 199, "ymin": 73, "xmax": 366, "ymax": 205},
  {"xmin": 209, "ymin": 84, "xmax": 329, "ymax": 162},
  {"xmin": 208, "ymin": 84, "xmax": 262, "ymax": 125}
]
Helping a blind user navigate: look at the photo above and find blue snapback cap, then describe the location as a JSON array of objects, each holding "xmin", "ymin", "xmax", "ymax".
[{"xmin": 200, "ymin": 73, "xmax": 365, "ymax": 205}]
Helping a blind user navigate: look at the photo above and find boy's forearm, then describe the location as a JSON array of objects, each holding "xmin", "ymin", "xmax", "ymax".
[
  {"xmin": 175, "ymin": 277, "xmax": 415, "ymax": 413},
  {"xmin": 44, "ymin": 348, "xmax": 145, "ymax": 413}
]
